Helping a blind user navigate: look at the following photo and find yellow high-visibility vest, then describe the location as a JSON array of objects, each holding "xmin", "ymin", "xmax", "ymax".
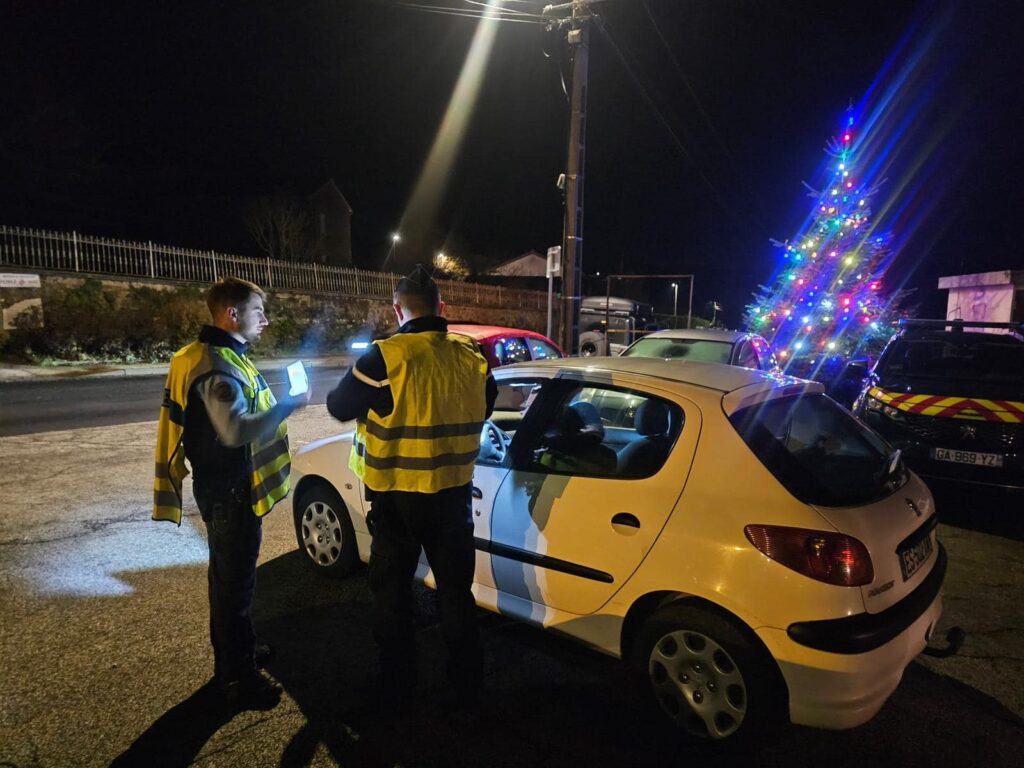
[
  {"xmin": 153, "ymin": 341, "xmax": 290, "ymax": 525},
  {"xmin": 350, "ymin": 332, "xmax": 488, "ymax": 493}
]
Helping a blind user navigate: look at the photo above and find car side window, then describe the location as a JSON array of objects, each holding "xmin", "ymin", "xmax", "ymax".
[
  {"xmin": 478, "ymin": 378, "xmax": 548, "ymax": 467},
  {"xmin": 736, "ymin": 340, "xmax": 759, "ymax": 370},
  {"xmin": 751, "ymin": 338, "xmax": 776, "ymax": 371},
  {"xmin": 529, "ymin": 338, "xmax": 562, "ymax": 360},
  {"xmin": 494, "ymin": 336, "xmax": 531, "ymax": 365},
  {"xmin": 521, "ymin": 385, "xmax": 683, "ymax": 479}
]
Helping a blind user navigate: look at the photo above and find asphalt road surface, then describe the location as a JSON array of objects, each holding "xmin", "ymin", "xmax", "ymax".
[
  {"xmin": 1, "ymin": 408, "xmax": 1022, "ymax": 767},
  {"xmin": 0, "ymin": 366, "xmax": 348, "ymax": 436}
]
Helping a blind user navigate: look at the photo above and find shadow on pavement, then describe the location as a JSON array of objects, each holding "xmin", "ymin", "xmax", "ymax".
[
  {"xmin": 930, "ymin": 482, "xmax": 1024, "ymax": 541},
  {"xmin": 109, "ymin": 680, "xmax": 232, "ymax": 768},
  {"xmin": 245, "ymin": 549, "xmax": 1024, "ymax": 768}
]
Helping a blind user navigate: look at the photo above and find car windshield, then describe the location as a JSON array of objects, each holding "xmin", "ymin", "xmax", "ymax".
[
  {"xmin": 729, "ymin": 393, "xmax": 903, "ymax": 507},
  {"xmin": 878, "ymin": 336, "xmax": 1024, "ymax": 387},
  {"xmin": 622, "ymin": 337, "xmax": 733, "ymax": 364},
  {"xmin": 529, "ymin": 338, "xmax": 562, "ymax": 360}
]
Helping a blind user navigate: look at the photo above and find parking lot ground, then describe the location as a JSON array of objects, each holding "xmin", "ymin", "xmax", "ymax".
[{"xmin": 1, "ymin": 408, "xmax": 1022, "ymax": 766}]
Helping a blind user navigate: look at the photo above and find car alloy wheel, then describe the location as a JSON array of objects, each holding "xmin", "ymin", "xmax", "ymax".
[
  {"xmin": 293, "ymin": 484, "xmax": 358, "ymax": 577},
  {"xmin": 633, "ymin": 604, "xmax": 782, "ymax": 743}
]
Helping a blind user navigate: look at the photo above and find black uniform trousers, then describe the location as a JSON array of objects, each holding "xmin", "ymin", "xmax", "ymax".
[
  {"xmin": 366, "ymin": 482, "xmax": 482, "ymax": 692},
  {"xmin": 197, "ymin": 487, "xmax": 263, "ymax": 684}
]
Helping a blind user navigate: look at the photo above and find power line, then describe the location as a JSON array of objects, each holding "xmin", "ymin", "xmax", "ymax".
[
  {"xmin": 594, "ymin": 15, "xmax": 734, "ymax": 218},
  {"xmin": 640, "ymin": 0, "xmax": 737, "ymax": 170},
  {"xmin": 466, "ymin": 0, "xmax": 545, "ymax": 18},
  {"xmin": 395, "ymin": 1, "xmax": 546, "ymax": 24}
]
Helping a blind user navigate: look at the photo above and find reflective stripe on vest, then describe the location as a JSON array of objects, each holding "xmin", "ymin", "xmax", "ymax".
[
  {"xmin": 350, "ymin": 332, "xmax": 488, "ymax": 493},
  {"xmin": 153, "ymin": 341, "xmax": 290, "ymax": 524}
]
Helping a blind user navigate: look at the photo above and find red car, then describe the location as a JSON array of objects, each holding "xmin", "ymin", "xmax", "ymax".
[{"xmin": 447, "ymin": 324, "xmax": 564, "ymax": 368}]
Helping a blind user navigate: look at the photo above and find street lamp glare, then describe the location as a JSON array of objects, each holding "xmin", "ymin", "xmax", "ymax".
[{"xmin": 383, "ymin": 232, "xmax": 401, "ymax": 270}]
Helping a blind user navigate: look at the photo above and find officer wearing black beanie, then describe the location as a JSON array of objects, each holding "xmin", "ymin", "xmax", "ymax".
[{"xmin": 327, "ymin": 264, "xmax": 497, "ymax": 711}]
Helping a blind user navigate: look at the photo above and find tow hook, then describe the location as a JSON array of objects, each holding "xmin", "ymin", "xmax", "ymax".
[{"xmin": 922, "ymin": 626, "xmax": 966, "ymax": 658}]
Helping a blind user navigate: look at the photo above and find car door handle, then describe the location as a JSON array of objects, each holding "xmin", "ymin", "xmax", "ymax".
[
  {"xmin": 472, "ymin": 486, "xmax": 483, "ymax": 499},
  {"xmin": 611, "ymin": 513, "xmax": 640, "ymax": 528}
]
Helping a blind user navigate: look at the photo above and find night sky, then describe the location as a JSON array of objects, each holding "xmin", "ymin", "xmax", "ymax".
[{"xmin": 2, "ymin": 0, "xmax": 1020, "ymax": 324}]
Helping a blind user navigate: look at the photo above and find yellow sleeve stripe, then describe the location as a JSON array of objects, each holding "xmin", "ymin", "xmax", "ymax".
[{"xmin": 352, "ymin": 366, "xmax": 389, "ymax": 389}]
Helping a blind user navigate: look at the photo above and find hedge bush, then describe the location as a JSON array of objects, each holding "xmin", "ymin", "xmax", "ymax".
[{"xmin": 0, "ymin": 279, "xmax": 364, "ymax": 363}]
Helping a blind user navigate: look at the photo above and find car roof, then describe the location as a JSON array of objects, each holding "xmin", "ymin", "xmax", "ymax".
[
  {"xmin": 501, "ymin": 355, "xmax": 791, "ymax": 393},
  {"xmin": 448, "ymin": 324, "xmax": 553, "ymax": 342},
  {"xmin": 897, "ymin": 329, "xmax": 1024, "ymax": 344},
  {"xmin": 633, "ymin": 328, "xmax": 752, "ymax": 344}
]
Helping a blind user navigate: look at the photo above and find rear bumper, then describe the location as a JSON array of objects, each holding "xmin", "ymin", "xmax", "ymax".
[
  {"xmin": 787, "ymin": 544, "xmax": 946, "ymax": 653},
  {"xmin": 756, "ymin": 546, "xmax": 946, "ymax": 730}
]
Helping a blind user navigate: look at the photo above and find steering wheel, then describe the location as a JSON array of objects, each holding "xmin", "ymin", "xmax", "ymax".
[{"xmin": 479, "ymin": 420, "xmax": 509, "ymax": 463}]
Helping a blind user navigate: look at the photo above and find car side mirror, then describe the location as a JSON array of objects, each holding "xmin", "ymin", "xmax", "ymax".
[{"xmin": 841, "ymin": 360, "xmax": 868, "ymax": 381}]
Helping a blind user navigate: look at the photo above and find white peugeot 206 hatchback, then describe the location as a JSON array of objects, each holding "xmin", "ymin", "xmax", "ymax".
[{"xmin": 290, "ymin": 357, "xmax": 945, "ymax": 744}]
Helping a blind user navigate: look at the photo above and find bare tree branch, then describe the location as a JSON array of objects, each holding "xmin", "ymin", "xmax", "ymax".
[{"xmin": 243, "ymin": 197, "xmax": 314, "ymax": 261}]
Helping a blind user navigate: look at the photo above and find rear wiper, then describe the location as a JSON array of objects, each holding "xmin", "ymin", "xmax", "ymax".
[{"xmin": 873, "ymin": 448, "xmax": 903, "ymax": 487}]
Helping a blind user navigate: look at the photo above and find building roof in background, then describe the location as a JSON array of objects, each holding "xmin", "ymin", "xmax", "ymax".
[{"xmin": 486, "ymin": 251, "xmax": 547, "ymax": 277}]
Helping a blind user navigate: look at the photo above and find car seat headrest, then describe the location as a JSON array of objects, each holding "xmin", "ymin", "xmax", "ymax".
[
  {"xmin": 546, "ymin": 400, "xmax": 605, "ymax": 445},
  {"xmin": 635, "ymin": 400, "xmax": 669, "ymax": 437}
]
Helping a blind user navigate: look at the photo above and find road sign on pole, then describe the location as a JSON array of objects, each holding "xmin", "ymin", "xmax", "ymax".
[
  {"xmin": 546, "ymin": 246, "xmax": 562, "ymax": 278},
  {"xmin": 547, "ymin": 245, "xmax": 561, "ymax": 340}
]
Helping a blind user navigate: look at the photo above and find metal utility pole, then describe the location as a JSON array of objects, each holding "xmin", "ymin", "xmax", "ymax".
[
  {"xmin": 546, "ymin": 1, "xmax": 594, "ymax": 355},
  {"xmin": 687, "ymin": 278, "xmax": 694, "ymax": 329},
  {"xmin": 605, "ymin": 273, "xmax": 695, "ymax": 334}
]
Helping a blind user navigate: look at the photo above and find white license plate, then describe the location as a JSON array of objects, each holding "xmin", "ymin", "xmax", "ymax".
[
  {"xmin": 931, "ymin": 447, "xmax": 1004, "ymax": 467},
  {"xmin": 899, "ymin": 533, "xmax": 934, "ymax": 582}
]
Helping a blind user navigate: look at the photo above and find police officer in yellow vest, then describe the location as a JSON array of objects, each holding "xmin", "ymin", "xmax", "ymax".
[
  {"xmin": 154, "ymin": 277, "xmax": 309, "ymax": 710},
  {"xmin": 327, "ymin": 265, "xmax": 496, "ymax": 709}
]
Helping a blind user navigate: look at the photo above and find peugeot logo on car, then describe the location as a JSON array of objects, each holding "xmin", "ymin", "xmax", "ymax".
[{"xmin": 960, "ymin": 424, "xmax": 977, "ymax": 440}]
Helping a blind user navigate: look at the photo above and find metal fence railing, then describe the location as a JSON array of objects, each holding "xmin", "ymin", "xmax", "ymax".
[{"xmin": 0, "ymin": 225, "xmax": 547, "ymax": 310}]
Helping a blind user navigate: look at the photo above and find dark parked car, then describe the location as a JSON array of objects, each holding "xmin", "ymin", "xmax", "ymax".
[{"xmin": 852, "ymin": 319, "xmax": 1024, "ymax": 493}]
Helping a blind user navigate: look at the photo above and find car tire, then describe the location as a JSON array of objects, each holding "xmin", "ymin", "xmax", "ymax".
[
  {"xmin": 580, "ymin": 341, "xmax": 598, "ymax": 356},
  {"xmin": 293, "ymin": 483, "xmax": 359, "ymax": 577},
  {"xmin": 631, "ymin": 603, "xmax": 784, "ymax": 745}
]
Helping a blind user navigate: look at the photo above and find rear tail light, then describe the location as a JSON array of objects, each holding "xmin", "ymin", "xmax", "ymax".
[{"xmin": 744, "ymin": 525, "xmax": 874, "ymax": 586}]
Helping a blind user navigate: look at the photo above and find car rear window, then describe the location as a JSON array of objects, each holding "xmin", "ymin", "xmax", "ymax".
[
  {"xmin": 622, "ymin": 337, "xmax": 732, "ymax": 364},
  {"xmin": 878, "ymin": 336, "xmax": 1024, "ymax": 388},
  {"xmin": 729, "ymin": 393, "xmax": 903, "ymax": 506}
]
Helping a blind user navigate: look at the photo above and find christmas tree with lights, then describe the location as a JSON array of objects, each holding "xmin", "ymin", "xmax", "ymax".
[{"xmin": 745, "ymin": 109, "xmax": 900, "ymax": 376}]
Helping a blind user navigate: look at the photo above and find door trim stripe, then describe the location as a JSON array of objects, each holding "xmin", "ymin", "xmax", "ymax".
[{"xmin": 474, "ymin": 537, "xmax": 614, "ymax": 584}]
